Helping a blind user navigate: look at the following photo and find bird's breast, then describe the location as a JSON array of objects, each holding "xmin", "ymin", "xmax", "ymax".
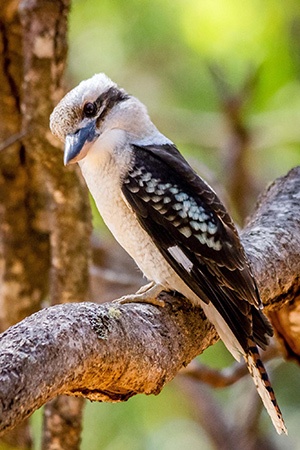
[{"xmin": 79, "ymin": 152, "xmax": 177, "ymax": 286}]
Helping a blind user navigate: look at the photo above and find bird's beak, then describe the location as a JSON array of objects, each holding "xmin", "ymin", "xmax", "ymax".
[{"xmin": 64, "ymin": 120, "xmax": 98, "ymax": 165}]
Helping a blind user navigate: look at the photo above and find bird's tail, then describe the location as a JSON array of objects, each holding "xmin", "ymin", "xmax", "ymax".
[{"xmin": 244, "ymin": 339, "xmax": 287, "ymax": 435}]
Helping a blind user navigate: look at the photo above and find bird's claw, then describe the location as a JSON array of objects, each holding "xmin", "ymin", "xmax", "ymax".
[{"xmin": 113, "ymin": 282, "xmax": 167, "ymax": 307}]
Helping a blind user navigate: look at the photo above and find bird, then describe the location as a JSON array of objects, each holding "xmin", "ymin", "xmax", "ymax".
[{"xmin": 50, "ymin": 73, "xmax": 287, "ymax": 434}]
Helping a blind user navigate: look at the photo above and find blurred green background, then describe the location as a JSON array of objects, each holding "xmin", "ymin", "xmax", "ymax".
[{"xmin": 34, "ymin": 0, "xmax": 300, "ymax": 448}]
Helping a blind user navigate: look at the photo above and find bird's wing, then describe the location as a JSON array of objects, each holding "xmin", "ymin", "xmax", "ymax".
[{"xmin": 122, "ymin": 143, "xmax": 272, "ymax": 351}]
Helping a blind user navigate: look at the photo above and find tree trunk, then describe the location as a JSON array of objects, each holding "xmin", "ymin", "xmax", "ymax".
[{"xmin": 0, "ymin": 1, "xmax": 91, "ymax": 448}]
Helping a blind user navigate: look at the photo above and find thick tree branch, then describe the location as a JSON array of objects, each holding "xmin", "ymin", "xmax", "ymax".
[
  {"xmin": 0, "ymin": 166, "xmax": 299, "ymax": 436},
  {"xmin": 0, "ymin": 296, "xmax": 216, "ymax": 435},
  {"xmin": 243, "ymin": 166, "xmax": 300, "ymax": 310}
]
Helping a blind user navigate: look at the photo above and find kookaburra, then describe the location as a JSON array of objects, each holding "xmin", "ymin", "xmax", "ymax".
[{"xmin": 50, "ymin": 73, "xmax": 287, "ymax": 434}]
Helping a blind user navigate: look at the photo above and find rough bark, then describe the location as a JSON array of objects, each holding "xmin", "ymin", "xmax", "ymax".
[
  {"xmin": 0, "ymin": 166, "xmax": 299, "ymax": 437},
  {"xmin": 0, "ymin": 295, "xmax": 216, "ymax": 435},
  {"xmin": 18, "ymin": 1, "xmax": 91, "ymax": 449},
  {"xmin": 0, "ymin": 0, "xmax": 50, "ymax": 334},
  {"xmin": 19, "ymin": 0, "xmax": 91, "ymax": 305},
  {"xmin": 41, "ymin": 397, "xmax": 85, "ymax": 450},
  {"xmin": 243, "ymin": 167, "xmax": 300, "ymax": 311}
]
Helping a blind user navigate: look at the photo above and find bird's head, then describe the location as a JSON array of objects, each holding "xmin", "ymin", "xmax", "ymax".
[
  {"xmin": 50, "ymin": 73, "xmax": 129, "ymax": 165},
  {"xmin": 50, "ymin": 73, "xmax": 158, "ymax": 165}
]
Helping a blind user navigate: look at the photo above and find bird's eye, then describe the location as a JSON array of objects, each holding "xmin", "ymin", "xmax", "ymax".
[{"xmin": 83, "ymin": 102, "xmax": 97, "ymax": 118}]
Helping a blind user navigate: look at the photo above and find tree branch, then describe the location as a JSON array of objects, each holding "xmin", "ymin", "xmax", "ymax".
[
  {"xmin": 243, "ymin": 166, "xmax": 300, "ymax": 311},
  {"xmin": 0, "ymin": 296, "xmax": 216, "ymax": 435},
  {"xmin": 0, "ymin": 166, "xmax": 299, "ymax": 436}
]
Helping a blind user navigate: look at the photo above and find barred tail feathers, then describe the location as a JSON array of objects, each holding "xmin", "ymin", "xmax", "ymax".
[
  {"xmin": 201, "ymin": 303, "xmax": 287, "ymax": 434},
  {"xmin": 244, "ymin": 340, "xmax": 287, "ymax": 435}
]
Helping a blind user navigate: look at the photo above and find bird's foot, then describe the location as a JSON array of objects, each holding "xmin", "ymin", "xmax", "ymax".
[{"xmin": 114, "ymin": 282, "xmax": 167, "ymax": 307}]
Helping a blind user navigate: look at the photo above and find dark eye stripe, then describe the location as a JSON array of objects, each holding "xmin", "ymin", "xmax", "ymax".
[{"xmin": 94, "ymin": 87, "xmax": 130, "ymax": 123}]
